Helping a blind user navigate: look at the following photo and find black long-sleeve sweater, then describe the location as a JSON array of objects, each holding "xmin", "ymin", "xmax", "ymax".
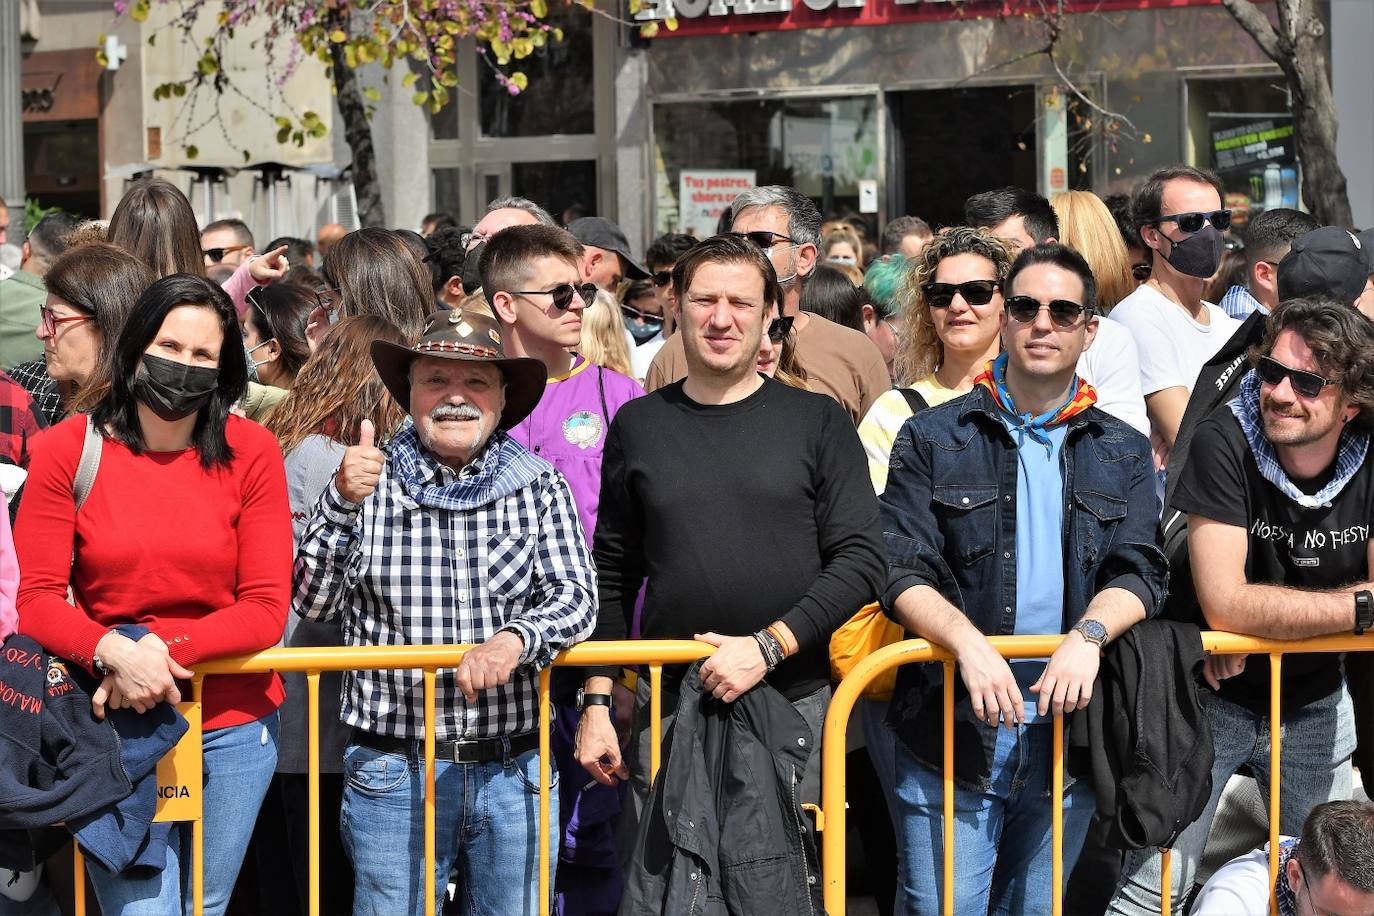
[{"xmin": 590, "ymin": 378, "xmax": 885, "ymax": 699}]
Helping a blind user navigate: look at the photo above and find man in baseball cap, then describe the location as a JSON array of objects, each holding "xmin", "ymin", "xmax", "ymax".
[
  {"xmin": 1277, "ymin": 226, "xmax": 1373, "ymax": 314},
  {"xmin": 294, "ymin": 306, "xmax": 597, "ymax": 915},
  {"xmin": 567, "ymin": 216, "xmax": 650, "ymax": 291}
]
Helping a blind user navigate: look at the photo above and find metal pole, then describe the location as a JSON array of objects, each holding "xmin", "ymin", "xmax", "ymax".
[{"xmin": 0, "ymin": 0, "xmax": 26, "ymax": 213}]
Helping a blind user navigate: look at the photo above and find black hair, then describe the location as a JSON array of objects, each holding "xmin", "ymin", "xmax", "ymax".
[
  {"xmin": 90, "ymin": 273, "xmax": 246, "ymax": 469},
  {"xmin": 1103, "ymin": 193, "xmax": 1142, "ymax": 250},
  {"xmin": 964, "ymin": 187, "xmax": 1059, "ymax": 244},
  {"xmin": 422, "ymin": 226, "xmax": 471, "ymax": 294},
  {"xmin": 393, "ymin": 229, "xmax": 429, "ymax": 266},
  {"xmin": 421, "ymin": 212, "xmax": 458, "ymax": 233},
  {"xmin": 645, "ymin": 233, "xmax": 698, "ymax": 271},
  {"xmin": 1295, "ymin": 801, "xmax": 1374, "ymax": 892},
  {"xmin": 1005, "ymin": 242, "xmax": 1098, "ymax": 314},
  {"xmin": 800, "ymin": 264, "xmax": 866, "ymax": 331},
  {"xmin": 1243, "ymin": 208, "xmax": 1321, "ymax": 269},
  {"xmin": 246, "ymin": 282, "xmax": 314, "ymax": 379},
  {"xmin": 26, "ymin": 210, "xmax": 80, "ymax": 263},
  {"xmin": 1131, "ymin": 165, "xmax": 1226, "ymax": 229},
  {"xmin": 201, "ymin": 218, "xmax": 255, "ymax": 250},
  {"xmin": 264, "ymin": 236, "xmax": 315, "ymax": 265}
]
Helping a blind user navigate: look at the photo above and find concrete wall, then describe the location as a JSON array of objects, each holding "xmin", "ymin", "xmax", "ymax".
[{"xmin": 1333, "ymin": 0, "xmax": 1374, "ymax": 229}]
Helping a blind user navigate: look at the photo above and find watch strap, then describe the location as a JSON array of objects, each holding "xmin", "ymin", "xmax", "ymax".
[
  {"xmin": 580, "ymin": 692, "xmax": 613, "ymax": 710},
  {"xmin": 1355, "ymin": 590, "xmax": 1373, "ymax": 635}
]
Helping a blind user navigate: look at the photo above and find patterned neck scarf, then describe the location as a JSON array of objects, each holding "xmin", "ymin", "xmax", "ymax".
[
  {"xmin": 389, "ymin": 425, "xmax": 547, "ymax": 512},
  {"xmin": 1274, "ymin": 838, "xmax": 1299, "ymax": 916},
  {"xmin": 1228, "ymin": 369, "xmax": 1369, "ymax": 509},
  {"xmin": 974, "ymin": 352, "xmax": 1098, "ymax": 450}
]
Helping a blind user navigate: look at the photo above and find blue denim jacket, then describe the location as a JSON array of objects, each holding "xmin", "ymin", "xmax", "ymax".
[{"xmin": 879, "ymin": 386, "xmax": 1167, "ymax": 789}]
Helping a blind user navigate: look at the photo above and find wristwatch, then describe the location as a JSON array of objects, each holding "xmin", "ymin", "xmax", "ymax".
[
  {"xmin": 1071, "ymin": 618, "xmax": 1108, "ymax": 648},
  {"xmin": 577, "ymin": 689, "xmax": 613, "ymax": 711},
  {"xmin": 1355, "ymin": 590, "xmax": 1373, "ymax": 636}
]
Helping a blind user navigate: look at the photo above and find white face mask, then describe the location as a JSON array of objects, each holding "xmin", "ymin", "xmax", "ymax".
[
  {"xmin": 245, "ymin": 339, "xmax": 275, "ymax": 382},
  {"xmin": 827, "ymin": 255, "xmax": 857, "ymax": 266}
]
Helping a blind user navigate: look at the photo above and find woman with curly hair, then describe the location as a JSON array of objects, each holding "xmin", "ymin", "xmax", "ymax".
[{"xmin": 257, "ymin": 314, "xmax": 409, "ymax": 915}]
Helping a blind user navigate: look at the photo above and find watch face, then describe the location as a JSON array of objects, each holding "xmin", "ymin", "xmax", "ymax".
[{"xmin": 1079, "ymin": 620, "xmax": 1108, "ymax": 642}]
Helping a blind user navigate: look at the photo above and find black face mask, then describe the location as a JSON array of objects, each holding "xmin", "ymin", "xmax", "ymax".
[
  {"xmin": 134, "ymin": 353, "xmax": 219, "ymax": 422},
  {"xmin": 1160, "ymin": 224, "xmax": 1225, "ymax": 279},
  {"xmin": 461, "ymin": 241, "xmax": 486, "ymax": 295}
]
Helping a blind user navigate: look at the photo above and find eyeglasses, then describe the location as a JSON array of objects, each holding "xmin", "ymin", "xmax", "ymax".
[
  {"xmin": 459, "ymin": 230, "xmax": 490, "ymax": 252},
  {"xmin": 513, "ymin": 283, "xmax": 598, "ymax": 312},
  {"xmin": 1005, "ymin": 295, "xmax": 1093, "ymax": 327},
  {"xmin": 1256, "ymin": 355, "xmax": 1339, "ymax": 399},
  {"xmin": 728, "ymin": 230, "xmax": 797, "ymax": 250},
  {"xmin": 245, "ymin": 286, "xmax": 278, "ymax": 338},
  {"xmin": 767, "ymin": 315, "xmax": 795, "ymax": 343},
  {"xmin": 1153, "ymin": 209, "xmax": 1232, "ymax": 234},
  {"xmin": 203, "ymin": 244, "xmax": 249, "ymax": 263},
  {"xmin": 39, "ymin": 303, "xmax": 92, "ymax": 337},
  {"xmin": 651, "ymin": 270, "xmax": 673, "ymax": 288},
  {"xmin": 620, "ymin": 303, "xmax": 662, "ymax": 323},
  {"xmin": 1131, "ymin": 263, "xmax": 1152, "ymax": 282},
  {"xmin": 922, "ymin": 280, "xmax": 1000, "ymax": 308}
]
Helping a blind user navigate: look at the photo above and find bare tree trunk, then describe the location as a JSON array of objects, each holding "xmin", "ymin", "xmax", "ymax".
[
  {"xmin": 327, "ymin": 11, "xmax": 386, "ymax": 228},
  {"xmin": 1221, "ymin": 0, "xmax": 1354, "ymax": 226}
]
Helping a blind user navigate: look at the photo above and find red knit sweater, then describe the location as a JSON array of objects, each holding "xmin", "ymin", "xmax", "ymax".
[{"xmin": 16, "ymin": 415, "xmax": 292, "ymax": 730}]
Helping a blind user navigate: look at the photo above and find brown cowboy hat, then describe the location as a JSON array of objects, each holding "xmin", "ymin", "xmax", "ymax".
[{"xmin": 371, "ymin": 308, "xmax": 547, "ymax": 429}]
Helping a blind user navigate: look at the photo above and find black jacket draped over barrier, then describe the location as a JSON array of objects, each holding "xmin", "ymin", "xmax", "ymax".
[{"xmin": 619, "ymin": 660, "xmax": 825, "ymax": 916}]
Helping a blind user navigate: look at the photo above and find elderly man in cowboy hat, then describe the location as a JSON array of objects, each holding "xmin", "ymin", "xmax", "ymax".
[{"xmin": 293, "ymin": 307, "xmax": 598, "ymax": 916}]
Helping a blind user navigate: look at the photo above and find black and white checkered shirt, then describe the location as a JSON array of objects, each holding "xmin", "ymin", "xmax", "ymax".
[{"xmin": 293, "ymin": 438, "xmax": 597, "ymax": 740}]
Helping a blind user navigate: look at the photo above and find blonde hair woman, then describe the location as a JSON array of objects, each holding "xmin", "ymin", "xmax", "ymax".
[
  {"xmin": 581, "ymin": 290, "xmax": 635, "ymax": 378},
  {"xmin": 862, "ymin": 227, "xmax": 1013, "ymax": 490},
  {"xmin": 1050, "ymin": 191, "xmax": 1134, "ymax": 312},
  {"xmin": 822, "ymin": 226, "xmax": 864, "ymax": 267}
]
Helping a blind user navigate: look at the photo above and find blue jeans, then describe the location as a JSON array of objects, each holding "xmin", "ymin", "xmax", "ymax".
[
  {"xmin": 895, "ymin": 724, "xmax": 1094, "ymax": 916},
  {"xmin": 86, "ymin": 712, "xmax": 279, "ymax": 916},
  {"xmin": 1108, "ymin": 685, "xmax": 1355, "ymax": 915},
  {"xmin": 341, "ymin": 738, "xmax": 559, "ymax": 916}
]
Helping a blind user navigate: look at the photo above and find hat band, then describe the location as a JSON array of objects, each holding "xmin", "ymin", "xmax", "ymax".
[{"xmin": 415, "ymin": 340, "xmax": 500, "ymax": 359}]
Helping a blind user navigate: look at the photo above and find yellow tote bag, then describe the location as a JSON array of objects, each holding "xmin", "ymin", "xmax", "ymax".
[{"xmin": 829, "ymin": 602, "xmax": 905, "ymax": 701}]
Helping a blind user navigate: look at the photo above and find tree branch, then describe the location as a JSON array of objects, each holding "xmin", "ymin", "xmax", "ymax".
[{"xmin": 1219, "ymin": 0, "xmax": 1286, "ymax": 63}]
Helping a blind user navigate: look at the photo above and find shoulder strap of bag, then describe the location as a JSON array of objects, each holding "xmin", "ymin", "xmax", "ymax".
[
  {"xmin": 73, "ymin": 415, "xmax": 103, "ymax": 512},
  {"xmin": 898, "ymin": 387, "xmax": 929, "ymax": 414}
]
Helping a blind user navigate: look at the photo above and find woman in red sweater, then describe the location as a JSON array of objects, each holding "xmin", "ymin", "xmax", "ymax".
[{"xmin": 16, "ymin": 273, "xmax": 292, "ymax": 916}]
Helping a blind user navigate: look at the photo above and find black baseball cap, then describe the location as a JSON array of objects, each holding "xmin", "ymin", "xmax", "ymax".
[
  {"xmin": 1358, "ymin": 229, "xmax": 1374, "ymax": 273},
  {"xmin": 1277, "ymin": 227, "xmax": 1369, "ymax": 305},
  {"xmin": 567, "ymin": 217, "xmax": 650, "ymax": 280}
]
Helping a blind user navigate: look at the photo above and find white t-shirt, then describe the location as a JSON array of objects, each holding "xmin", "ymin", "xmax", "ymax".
[
  {"xmin": 1190, "ymin": 840, "xmax": 1294, "ymax": 915},
  {"xmin": 626, "ymin": 328, "xmax": 665, "ymax": 383},
  {"xmin": 1109, "ymin": 284, "xmax": 1242, "ymax": 397},
  {"xmin": 1078, "ymin": 314, "xmax": 1150, "ymax": 437}
]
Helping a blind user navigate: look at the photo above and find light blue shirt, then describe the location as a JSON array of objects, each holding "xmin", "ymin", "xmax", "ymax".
[{"xmin": 1000, "ymin": 417, "xmax": 1068, "ymax": 723}]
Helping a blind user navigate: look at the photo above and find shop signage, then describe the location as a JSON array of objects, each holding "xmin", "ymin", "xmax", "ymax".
[
  {"xmin": 679, "ymin": 169, "xmax": 756, "ymax": 237},
  {"xmin": 1208, "ymin": 113, "xmax": 1298, "ymax": 213},
  {"xmin": 637, "ymin": 0, "xmax": 1223, "ymax": 37}
]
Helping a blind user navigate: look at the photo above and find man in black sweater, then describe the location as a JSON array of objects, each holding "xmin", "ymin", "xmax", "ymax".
[{"xmin": 574, "ymin": 233, "xmax": 884, "ymax": 823}]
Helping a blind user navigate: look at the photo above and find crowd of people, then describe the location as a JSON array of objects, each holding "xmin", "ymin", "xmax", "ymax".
[{"xmin": 0, "ymin": 164, "xmax": 1373, "ymax": 916}]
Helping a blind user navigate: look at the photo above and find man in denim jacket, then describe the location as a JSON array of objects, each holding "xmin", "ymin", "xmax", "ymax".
[{"xmin": 880, "ymin": 243, "xmax": 1167, "ymax": 915}]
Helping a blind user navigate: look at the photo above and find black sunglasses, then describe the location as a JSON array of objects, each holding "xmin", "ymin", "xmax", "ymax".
[
  {"xmin": 767, "ymin": 315, "xmax": 795, "ymax": 343},
  {"xmin": 728, "ymin": 230, "xmax": 797, "ymax": 249},
  {"xmin": 203, "ymin": 244, "xmax": 248, "ymax": 263},
  {"xmin": 1256, "ymin": 355, "xmax": 1339, "ymax": 399},
  {"xmin": 513, "ymin": 282, "xmax": 598, "ymax": 311},
  {"xmin": 1131, "ymin": 263, "xmax": 1152, "ymax": 283},
  {"xmin": 1005, "ymin": 295, "xmax": 1093, "ymax": 327},
  {"xmin": 922, "ymin": 280, "xmax": 1000, "ymax": 308},
  {"xmin": 1154, "ymin": 209, "xmax": 1232, "ymax": 234},
  {"xmin": 651, "ymin": 270, "xmax": 673, "ymax": 288}
]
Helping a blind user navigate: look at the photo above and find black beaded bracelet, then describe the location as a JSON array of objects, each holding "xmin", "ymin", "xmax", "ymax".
[{"xmin": 754, "ymin": 629, "xmax": 784, "ymax": 671}]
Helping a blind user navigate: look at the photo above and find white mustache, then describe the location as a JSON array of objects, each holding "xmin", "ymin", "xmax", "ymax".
[{"xmin": 430, "ymin": 404, "xmax": 482, "ymax": 422}]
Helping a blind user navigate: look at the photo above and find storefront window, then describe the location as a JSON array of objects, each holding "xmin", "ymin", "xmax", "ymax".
[
  {"xmin": 652, "ymin": 96, "xmax": 880, "ymax": 237},
  {"xmin": 479, "ymin": 2, "xmax": 594, "ymax": 138},
  {"xmin": 1187, "ymin": 75, "xmax": 1294, "ymax": 221},
  {"xmin": 512, "ymin": 160, "xmax": 597, "ymax": 224}
]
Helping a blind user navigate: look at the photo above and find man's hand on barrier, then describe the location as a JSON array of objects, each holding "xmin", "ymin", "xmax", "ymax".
[
  {"xmin": 454, "ymin": 630, "xmax": 523, "ymax": 702},
  {"xmin": 1203, "ymin": 653, "xmax": 1247, "ymax": 690},
  {"xmin": 335, "ymin": 419, "xmax": 384, "ymax": 503},
  {"xmin": 576, "ymin": 705, "xmax": 628, "ymax": 786},
  {"xmin": 953, "ymin": 631, "xmax": 1023, "ymax": 728},
  {"xmin": 1031, "ymin": 630, "xmax": 1099, "ymax": 718},
  {"xmin": 90, "ymin": 632, "xmax": 193, "ymax": 718},
  {"xmin": 695, "ymin": 632, "xmax": 768, "ymax": 703}
]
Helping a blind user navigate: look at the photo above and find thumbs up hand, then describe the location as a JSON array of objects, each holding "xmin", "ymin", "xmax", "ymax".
[{"xmin": 335, "ymin": 419, "xmax": 385, "ymax": 504}]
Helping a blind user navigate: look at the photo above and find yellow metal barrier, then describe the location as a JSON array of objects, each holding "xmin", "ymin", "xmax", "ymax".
[
  {"xmin": 66, "ymin": 631, "xmax": 1374, "ymax": 916},
  {"xmin": 820, "ymin": 631, "xmax": 1374, "ymax": 916}
]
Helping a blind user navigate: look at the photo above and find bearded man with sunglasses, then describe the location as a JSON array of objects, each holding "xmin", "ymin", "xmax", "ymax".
[
  {"xmin": 1111, "ymin": 166, "xmax": 1243, "ymax": 466},
  {"xmin": 881, "ymin": 243, "xmax": 1165, "ymax": 914},
  {"xmin": 1109, "ymin": 298, "xmax": 1374, "ymax": 915}
]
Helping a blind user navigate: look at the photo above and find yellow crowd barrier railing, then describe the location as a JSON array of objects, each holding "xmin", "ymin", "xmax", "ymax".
[{"xmin": 65, "ymin": 631, "xmax": 1374, "ymax": 916}]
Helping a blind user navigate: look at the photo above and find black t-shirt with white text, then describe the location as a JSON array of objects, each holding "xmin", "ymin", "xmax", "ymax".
[{"xmin": 1174, "ymin": 410, "xmax": 1374, "ymax": 714}]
